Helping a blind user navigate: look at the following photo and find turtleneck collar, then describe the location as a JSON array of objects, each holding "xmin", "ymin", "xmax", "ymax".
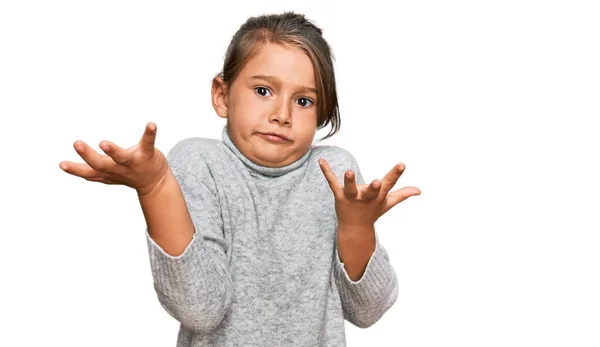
[{"xmin": 221, "ymin": 125, "xmax": 312, "ymax": 177}]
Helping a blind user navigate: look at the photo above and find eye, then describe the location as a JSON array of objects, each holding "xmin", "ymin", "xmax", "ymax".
[
  {"xmin": 254, "ymin": 87, "xmax": 272, "ymax": 97},
  {"xmin": 297, "ymin": 97, "xmax": 314, "ymax": 107}
]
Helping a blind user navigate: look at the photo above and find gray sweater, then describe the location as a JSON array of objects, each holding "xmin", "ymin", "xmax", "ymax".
[{"xmin": 145, "ymin": 125, "xmax": 399, "ymax": 346}]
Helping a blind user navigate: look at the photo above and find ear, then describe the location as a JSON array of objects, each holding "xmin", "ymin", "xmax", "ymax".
[{"xmin": 211, "ymin": 76, "xmax": 228, "ymax": 119}]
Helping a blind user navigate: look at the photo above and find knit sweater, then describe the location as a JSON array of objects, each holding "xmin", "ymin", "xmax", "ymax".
[{"xmin": 145, "ymin": 125, "xmax": 399, "ymax": 346}]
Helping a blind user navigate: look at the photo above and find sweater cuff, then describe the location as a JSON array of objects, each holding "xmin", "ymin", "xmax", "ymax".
[
  {"xmin": 335, "ymin": 238, "xmax": 397, "ymax": 307},
  {"xmin": 145, "ymin": 228, "xmax": 207, "ymax": 293}
]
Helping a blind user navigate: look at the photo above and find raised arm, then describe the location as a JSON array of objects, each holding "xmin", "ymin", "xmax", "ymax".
[
  {"xmin": 318, "ymin": 149, "xmax": 419, "ymax": 328},
  {"xmin": 59, "ymin": 123, "xmax": 233, "ymax": 333}
]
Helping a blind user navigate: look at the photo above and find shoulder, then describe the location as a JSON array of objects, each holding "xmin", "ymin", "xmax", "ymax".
[
  {"xmin": 167, "ymin": 136, "xmax": 222, "ymax": 157},
  {"xmin": 311, "ymin": 144, "xmax": 365, "ymax": 183},
  {"xmin": 166, "ymin": 137, "xmax": 223, "ymax": 169},
  {"xmin": 164, "ymin": 137, "xmax": 228, "ymax": 192},
  {"xmin": 311, "ymin": 144, "xmax": 358, "ymax": 168}
]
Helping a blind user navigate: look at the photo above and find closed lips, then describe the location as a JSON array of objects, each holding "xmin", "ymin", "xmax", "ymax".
[{"xmin": 261, "ymin": 133, "xmax": 289, "ymax": 140}]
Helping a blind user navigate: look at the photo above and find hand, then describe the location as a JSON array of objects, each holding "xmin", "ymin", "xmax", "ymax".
[
  {"xmin": 59, "ymin": 122, "xmax": 170, "ymax": 196},
  {"xmin": 318, "ymin": 158, "xmax": 421, "ymax": 228}
]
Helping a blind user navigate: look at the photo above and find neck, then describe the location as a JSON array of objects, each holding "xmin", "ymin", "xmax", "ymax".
[{"xmin": 221, "ymin": 125, "xmax": 312, "ymax": 177}]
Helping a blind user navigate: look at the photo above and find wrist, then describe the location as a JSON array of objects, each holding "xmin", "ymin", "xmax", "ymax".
[
  {"xmin": 337, "ymin": 222, "xmax": 375, "ymax": 237},
  {"xmin": 136, "ymin": 167, "xmax": 174, "ymax": 197}
]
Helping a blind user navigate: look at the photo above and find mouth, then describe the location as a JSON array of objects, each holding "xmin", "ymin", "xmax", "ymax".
[{"xmin": 259, "ymin": 132, "xmax": 290, "ymax": 143}]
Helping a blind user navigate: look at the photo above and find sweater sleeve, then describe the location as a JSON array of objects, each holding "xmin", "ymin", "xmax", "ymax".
[
  {"xmin": 333, "ymin": 151, "xmax": 399, "ymax": 328},
  {"xmin": 145, "ymin": 163, "xmax": 233, "ymax": 334}
]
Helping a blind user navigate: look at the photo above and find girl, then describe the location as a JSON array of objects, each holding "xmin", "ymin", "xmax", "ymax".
[{"xmin": 59, "ymin": 11, "xmax": 420, "ymax": 347}]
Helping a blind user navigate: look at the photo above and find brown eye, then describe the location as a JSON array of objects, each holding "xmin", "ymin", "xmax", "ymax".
[
  {"xmin": 254, "ymin": 87, "xmax": 271, "ymax": 97},
  {"xmin": 297, "ymin": 97, "xmax": 313, "ymax": 107}
]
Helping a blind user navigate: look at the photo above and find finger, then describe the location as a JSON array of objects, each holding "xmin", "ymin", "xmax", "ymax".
[
  {"xmin": 318, "ymin": 158, "xmax": 342, "ymax": 197},
  {"xmin": 363, "ymin": 179, "xmax": 382, "ymax": 201},
  {"xmin": 60, "ymin": 161, "xmax": 120, "ymax": 184},
  {"xmin": 99, "ymin": 140, "xmax": 132, "ymax": 166},
  {"xmin": 382, "ymin": 186, "xmax": 421, "ymax": 214},
  {"xmin": 343, "ymin": 170, "xmax": 358, "ymax": 199},
  {"xmin": 73, "ymin": 140, "xmax": 113, "ymax": 171},
  {"xmin": 84, "ymin": 176, "xmax": 120, "ymax": 185},
  {"xmin": 380, "ymin": 163, "xmax": 405, "ymax": 196},
  {"xmin": 139, "ymin": 122, "xmax": 157, "ymax": 154},
  {"xmin": 59, "ymin": 161, "xmax": 104, "ymax": 179}
]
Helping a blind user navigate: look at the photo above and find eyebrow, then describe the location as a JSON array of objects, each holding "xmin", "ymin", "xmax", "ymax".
[{"xmin": 250, "ymin": 75, "xmax": 317, "ymax": 94}]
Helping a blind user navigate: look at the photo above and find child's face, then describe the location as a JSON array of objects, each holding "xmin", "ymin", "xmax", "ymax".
[{"xmin": 214, "ymin": 42, "xmax": 318, "ymax": 168}]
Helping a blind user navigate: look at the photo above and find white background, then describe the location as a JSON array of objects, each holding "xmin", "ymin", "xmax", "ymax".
[{"xmin": 1, "ymin": 0, "xmax": 599, "ymax": 346}]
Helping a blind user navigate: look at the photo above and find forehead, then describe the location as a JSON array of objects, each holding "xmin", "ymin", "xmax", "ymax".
[{"xmin": 238, "ymin": 42, "xmax": 316, "ymax": 88}]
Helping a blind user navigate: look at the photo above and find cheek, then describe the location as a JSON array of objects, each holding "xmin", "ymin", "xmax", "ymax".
[
  {"xmin": 299, "ymin": 111, "xmax": 318, "ymax": 129},
  {"xmin": 234, "ymin": 92, "xmax": 267, "ymax": 116},
  {"xmin": 297, "ymin": 119, "xmax": 318, "ymax": 138}
]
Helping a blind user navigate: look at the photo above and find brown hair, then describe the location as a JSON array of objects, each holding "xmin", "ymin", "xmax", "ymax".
[{"xmin": 218, "ymin": 11, "xmax": 340, "ymax": 142}]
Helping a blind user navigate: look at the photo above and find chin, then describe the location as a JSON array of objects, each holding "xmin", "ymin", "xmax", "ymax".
[{"xmin": 255, "ymin": 154, "xmax": 289, "ymax": 166}]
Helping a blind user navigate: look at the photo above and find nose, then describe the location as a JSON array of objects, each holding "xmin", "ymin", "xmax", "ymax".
[{"xmin": 269, "ymin": 99, "xmax": 292, "ymax": 126}]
